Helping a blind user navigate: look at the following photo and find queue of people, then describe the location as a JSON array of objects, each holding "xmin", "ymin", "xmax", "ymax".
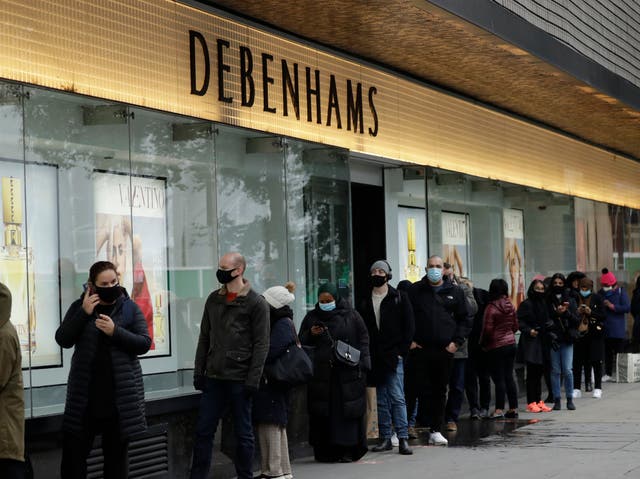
[{"xmin": 0, "ymin": 253, "xmax": 636, "ymax": 479}]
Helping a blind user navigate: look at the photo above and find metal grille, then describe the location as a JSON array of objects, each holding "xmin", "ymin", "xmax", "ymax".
[{"xmin": 86, "ymin": 424, "xmax": 169, "ymax": 479}]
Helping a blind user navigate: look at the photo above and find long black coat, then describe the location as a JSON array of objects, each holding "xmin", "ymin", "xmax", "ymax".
[
  {"xmin": 517, "ymin": 298, "xmax": 553, "ymax": 365},
  {"xmin": 358, "ymin": 285, "xmax": 414, "ymax": 385},
  {"xmin": 299, "ymin": 299, "xmax": 370, "ymax": 454},
  {"xmin": 55, "ymin": 291, "xmax": 151, "ymax": 438},
  {"xmin": 253, "ymin": 307, "xmax": 298, "ymax": 426}
]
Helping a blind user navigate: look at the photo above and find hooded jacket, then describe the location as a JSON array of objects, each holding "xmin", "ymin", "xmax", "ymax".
[
  {"xmin": 56, "ymin": 289, "xmax": 151, "ymax": 438},
  {"xmin": 194, "ymin": 280, "xmax": 270, "ymax": 389},
  {"xmin": 0, "ymin": 282, "xmax": 24, "ymax": 462},
  {"xmin": 480, "ymin": 296, "xmax": 518, "ymax": 351}
]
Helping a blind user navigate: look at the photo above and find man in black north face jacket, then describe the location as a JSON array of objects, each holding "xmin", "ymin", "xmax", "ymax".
[{"xmin": 406, "ymin": 255, "xmax": 471, "ymax": 446}]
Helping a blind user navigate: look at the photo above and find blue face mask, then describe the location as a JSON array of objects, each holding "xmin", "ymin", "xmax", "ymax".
[
  {"xmin": 580, "ymin": 290, "xmax": 591, "ymax": 298},
  {"xmin": 319, "ymin": 301, "xmax": 336, "ymax": 312},
  {"xmin": 427, "ymin": 267, "xmax": 443, "ymax": 283}
]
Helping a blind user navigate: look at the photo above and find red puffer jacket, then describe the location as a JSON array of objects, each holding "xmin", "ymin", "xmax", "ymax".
[{"xmin": 480, "ymin": 296, "xmax": 518, "ymax": 351}]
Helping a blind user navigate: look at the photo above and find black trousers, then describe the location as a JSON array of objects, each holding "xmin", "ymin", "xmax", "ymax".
[
  {"xmin": 61, "ymin": 418, "xmax": 129, "ymax": 479},
  {"xmin": 604, "ymin": 338, "xmax": 625, "ymax": 376},
  {"xmin": 0, "ymin": 459, "xmax": 25, "ymax": 479},
  {"xmin": 487, "ymin": 344, "xmax": 518, "ymax": 410},
  {"xmin": 526, "ymin": 362, "xmax": 544, "ymax": 404},
  {"xmin": 411, "ymin": 346, "xmax": 453, "ymax": 432},
  {"xmin": 465, "ymin": 344, "xmax": 491, "ymax": 411}
]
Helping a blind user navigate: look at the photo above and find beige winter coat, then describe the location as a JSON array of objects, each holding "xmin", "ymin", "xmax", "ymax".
[{"xmin": 0, "ymin": 282, "xmax": 24, "ymax": 462}]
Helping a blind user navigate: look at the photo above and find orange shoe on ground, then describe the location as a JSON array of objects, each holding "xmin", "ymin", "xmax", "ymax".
[
  {"xmin": 537, "ymin": 401, "xmax": 552, "ymax": 412},
  {"xmin": 526, "ymin": 402, "xmax": 541, "ymax": 413}
]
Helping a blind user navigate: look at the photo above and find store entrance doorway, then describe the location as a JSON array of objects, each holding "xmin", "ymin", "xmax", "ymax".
[{"xmin": 351, "ymin": 182, "xmax": 386, "ymax": 308}]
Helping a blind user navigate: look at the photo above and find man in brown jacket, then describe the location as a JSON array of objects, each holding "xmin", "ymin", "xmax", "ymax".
[{"xmin": 0, "ymin": 282, "xmax": 25, "ymax": 478}]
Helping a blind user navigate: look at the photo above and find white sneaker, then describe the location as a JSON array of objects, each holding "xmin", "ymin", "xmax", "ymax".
[
  {"xmin": 602, "ymin": 374, "xmax": 612, "ymax": 382},
  {"xmin": 573, "ymin": 389, "xmax": 582, "ymax": 398},
  {"xmin": 428, "ymin": 431, "xmax": 448, "ymax": 446},
  {"xmin": 390, "ymin": 432, "xmax": 399, "ymax": 447},
  {"xmin": 593, "ymin": 388, "xmax": 602, "ymax": 399}
]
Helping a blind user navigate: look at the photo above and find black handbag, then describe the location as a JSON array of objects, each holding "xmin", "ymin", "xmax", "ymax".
[
  {"xmin": 333, "ymin": 339, "xmax": 361, "ymax": 367},
  {"xmin": 264, "ymin": 326, "xmax": 313, "ymax": 386}
]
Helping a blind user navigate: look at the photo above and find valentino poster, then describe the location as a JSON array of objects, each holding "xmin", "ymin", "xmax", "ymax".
[
  {"xmin": 503, "ymin": 208, "xmax": 525, "ymax": 308},
  {"xmin": 441, "ymin": 211, "xmax": 470, "ymax": 278},
  {"xmin": 94, "ymin": 171, "xmax": 170, "ymax": 356}
]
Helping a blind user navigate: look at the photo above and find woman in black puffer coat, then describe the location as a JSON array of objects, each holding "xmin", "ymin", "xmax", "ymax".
[
  {"xmin": 299, "ymin": 282, "xmax": 370, "ymax": 464},
  {"xmin": 253, "ymin": 283, "xmax": 298, "ymax": 479},
  {"xmin": 56, "ymin": 261, "xmax": 151, "ymax": 479}
]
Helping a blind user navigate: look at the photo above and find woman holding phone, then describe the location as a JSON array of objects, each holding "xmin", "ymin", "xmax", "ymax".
[
  {"xmin": 546, "ymin": 273, "xmax": 579, "ymax": 411},
  {"xmin": 299, "ymin": 282, "xmax": 370, "ymax": 463},
  {"xmin": 55, "ymin": 261, "xmax": 151, "ymax": 479}
]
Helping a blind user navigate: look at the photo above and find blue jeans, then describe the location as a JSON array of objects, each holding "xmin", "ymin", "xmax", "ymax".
[
  {"xmin": 445, "ymin": 358, "xmax": 466, "ymax": 422},
  {"xmin": 190, "ymin": 378, "xmax": 254, "ymax": 479},
  {"xmin": 551, "ymin": 343, "xmax": 574, "ymax": 400},
  {"xmin": 377, "ymin": 357, "xmax": 409, "ymax": 439}
]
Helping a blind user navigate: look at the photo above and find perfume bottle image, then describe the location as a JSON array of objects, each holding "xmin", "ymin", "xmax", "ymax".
[
  {"xmin": 0, "ymin": 177, "xmax": 36, "ymax": 354},
  {"xmin": 153, "ymin": 293, "xmax": 165, "ymax": 346},
  {"xmin": 405, "ymin": 217, "xmax": 421, "ymax": 283}
]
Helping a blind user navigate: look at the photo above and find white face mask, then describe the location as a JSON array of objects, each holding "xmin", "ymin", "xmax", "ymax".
[{"xmin": 603, "ymin": 286, "xmax": 613, "ymax": 292}]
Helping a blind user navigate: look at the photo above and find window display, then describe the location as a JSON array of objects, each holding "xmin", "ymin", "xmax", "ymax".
[
  {"xmin": 0, "ymin": 164, "xmax": 61, "ymax": 368},
  {"xmin": 442, "ymin": 211, "xmax": 470, "ymax": 278},
  {"xmin": 93, "ymin": 171, "xmax": 170, "ymax": 356},
  {"xmin": 397, "ymin": 206, "xmax": 426, "ymax": 282},
  {"xmin": 503, "ymin": 208, "xmax": 525, "ymax": 307}
]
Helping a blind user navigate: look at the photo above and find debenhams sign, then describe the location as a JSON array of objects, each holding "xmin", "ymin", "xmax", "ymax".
[{"xmin": 188, "ymin": 30, "xmax": 379, "ymax": 137}]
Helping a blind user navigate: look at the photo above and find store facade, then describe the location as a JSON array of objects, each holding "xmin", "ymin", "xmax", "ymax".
[{"xmin": 3, "ymin": 0, "xmax": 640, "ymax": 476}]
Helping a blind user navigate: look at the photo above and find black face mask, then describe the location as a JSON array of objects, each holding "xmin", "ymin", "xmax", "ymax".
[
  {"xmin": 530, "ymin": 291, "xmax": 545, "ymax": 301},
  {"xmin": 552, "ymin": 285, "xmax": 564, "ymax": 295},
  {"xmin": 370, "ymin": 275, "xmax": 387, "ymax": 288},
  {"xmin": 94, "ymin": 284, "xmax": 122, "ymax": 303},
  {"xmin": 216, "ymin": 268, "xmax": 237, "ymax": 284}
]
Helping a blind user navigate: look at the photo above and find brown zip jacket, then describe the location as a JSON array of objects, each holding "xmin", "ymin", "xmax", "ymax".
[{"xmin": 0, "ymin": 282, "xmax": 24, "ymax": 462}]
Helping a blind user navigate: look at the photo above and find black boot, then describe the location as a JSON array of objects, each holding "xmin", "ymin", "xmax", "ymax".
[
  {"xmin": 371, "ymin": 438, "xmax": 393, "ymax": 452},
  {"xmin": 553, "ymin": 398, "xmax": 561, "ymax": 410},
  {"xmin": 399, "ymin": 438, "xmax": 413, "ymax": 455},
  {"xmin": 567, "ymin": 399, "xmax": 576, "ymax": 410}
]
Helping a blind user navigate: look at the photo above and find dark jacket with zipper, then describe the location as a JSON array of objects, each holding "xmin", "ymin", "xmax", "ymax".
[
  {"xmin": 358, "ymin": 285, "xmax": 414, "ymax": 385},
  {"xmin": 253, "ymin": 306, "xmax": 298, "ymax": 426},
  {"xmin": 407, "ymin": 276, "xmax": 471, "ymax": 349},
  {"xmin": 546, "ymin": 291, "xmax": 579, "ymax": 344},
  {"xmin": 576, "ymin": 292, "xmax": 606, "ymax": 361},
  {"xmin": 55, "ymin": 289, "xmax": 151, "ymax": 438},
  {"xmin": 194, "ymin": 280, "xmax": 270, "ymax": 389}
]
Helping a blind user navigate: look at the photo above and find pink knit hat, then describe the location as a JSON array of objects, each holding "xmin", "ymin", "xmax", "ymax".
[{"xmin": 600, "ymin": 268, "xmax": 617, "ymax": 286}]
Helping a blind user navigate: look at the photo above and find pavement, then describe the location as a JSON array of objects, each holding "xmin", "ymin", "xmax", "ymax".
[{"xmin": 289, "ymin": 381, "xmax": 640, "ymax": 479}]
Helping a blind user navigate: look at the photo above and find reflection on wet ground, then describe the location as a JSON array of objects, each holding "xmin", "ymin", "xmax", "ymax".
[{"xmin": 409, "ymin": 418, "xmax": 539, "ymax": 448}]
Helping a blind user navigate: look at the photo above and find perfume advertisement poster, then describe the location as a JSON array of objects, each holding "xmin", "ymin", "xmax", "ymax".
[
  {"xmin": 94, "ymin": 172, "xmax": 170, "ymax": 356},
  {"xmin": 397, "ymin": 207, "xmax": 426, "ymax": 283},
  {"xmin": 441, "ymin": 212, "xmax": 470, "ymax": 278},
  {"xmin": 0, "ymin": 164, "xmax": 61, "ymax": 368},
  {"xmin": 503, "ymin": 208, "xmax": 525, "ymax": 308}
]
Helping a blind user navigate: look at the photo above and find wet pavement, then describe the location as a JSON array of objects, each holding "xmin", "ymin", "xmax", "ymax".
[{"xmin": 289, "ymin": 381, "xmax": 640, "ymax": 478}]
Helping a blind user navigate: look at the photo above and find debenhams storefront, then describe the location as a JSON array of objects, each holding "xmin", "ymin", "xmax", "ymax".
[{"xmin": 3, "ymin": 0, "xmax": 640, "ymax": 476}]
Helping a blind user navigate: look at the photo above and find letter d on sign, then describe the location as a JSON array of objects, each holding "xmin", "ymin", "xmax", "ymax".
[{"xmin": 189, "ymin": 30, "xmax": 210, "ymax": 96}]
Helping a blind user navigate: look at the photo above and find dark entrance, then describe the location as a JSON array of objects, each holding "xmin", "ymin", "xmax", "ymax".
[{"xmin": 350, "ymin": 182, "xmax": 386, "ymax": 308}]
